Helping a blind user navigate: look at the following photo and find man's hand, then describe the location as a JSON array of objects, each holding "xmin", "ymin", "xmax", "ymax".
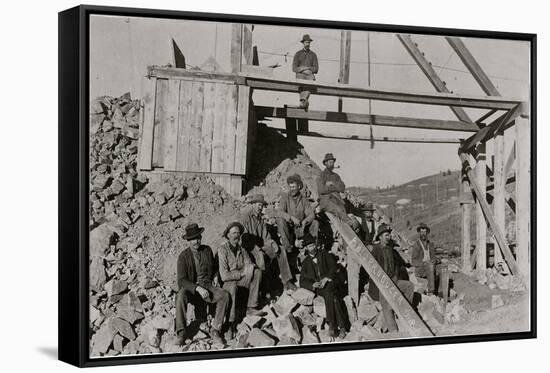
[
  {"xmin": 312, "ymin": 281, "xmax": 321, "ymax": 289},
  {"xmin": 319, "ymin": 277, "xmax": 332, "ymax": 288},
  {"xmin": 196, "ymin": 286, "xmax": 209, "ymax": 300}
]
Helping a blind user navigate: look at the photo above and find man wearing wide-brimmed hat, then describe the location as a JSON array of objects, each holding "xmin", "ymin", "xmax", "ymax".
[
  {"xmin": 316, "ymin": 153, "xmax": 361, "ymax": 232},
  {"xmin": 368, "ymin": 223, "xmax": 414, "ymax": 333},
  {"xmin": 175, "ymin": 223, "xmax": 229, "ymax": 345},
  {"xmin": 292, "ymin": 33, "xmax": 319, "ymax": 110},
  {"xmin": 239, "ymin": 194, "xmax": 297, "ymax": 292},
  {"xmin": 410, "ymin": 222, "xmax": 443, "ymax": 295},
  {"xmin": 217, "ymin": 221, "xmax": 264, "ymax": 339},
  {"xmin": 358, "ymin": 201, "xmax": 380, "ymax": 245},
  {"xmin": 299, "ymin": 233, "xmax": 349, "ymax": 339}
]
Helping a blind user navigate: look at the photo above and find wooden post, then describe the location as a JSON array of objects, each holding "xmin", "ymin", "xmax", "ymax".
[
  {"xmin": 515, "ymin": 116, "xmax": 531, "ymax": 279},
  {"xmin": 285, "ymin": 115, "xmax": 297, "ymax": 142},
  {"xmin": 231, "ymin": 24, "xmax": 243, "ymax": 74},
  {"xmin": 461, "ymin": 173, "xmax": 473, "ymax": 273},
  {"xmin": 252, "ymin": 46, "xmax": 259, "ymax": 66},
  {"xmin": 475, "ymin": 143, "xmax": 487, "ymax": 270},
  {"xmin": 326, "ymin": 213, "xmax": 433, "ymax": 337},
  {"xmin": 242, "ymin": 25, "xmax": 253, "ymax": 65},
  {"xmin": 338, "ymin": 31, "xmax": 351, "ymax": 112},
  {"xmin": 493, "ymin": 129, "xmax": 510, "ymax": 273}
]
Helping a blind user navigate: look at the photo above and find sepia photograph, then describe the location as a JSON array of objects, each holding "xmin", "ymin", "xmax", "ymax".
[{"xmin": 85, "ymin": 10, "xmax": 533, "ymax": 360}]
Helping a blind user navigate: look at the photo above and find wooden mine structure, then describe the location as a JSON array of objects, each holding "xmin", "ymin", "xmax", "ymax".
[{"xmin": 136, "ymin": 24, "xmax": 531, "ymax": 335}]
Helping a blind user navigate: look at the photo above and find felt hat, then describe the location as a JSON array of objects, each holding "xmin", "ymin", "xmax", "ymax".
[
  {"xmin": 183, "ymin": 223, "xmax": 204, "ymax": 240},
  {"xmin": 376, "ymin": 223, "xmax": 392, "ymax": 240},
  {"xmin": 302, "ymin": 233, "xmax": 316, "ymax": 247},
  {"xmin": 301, "ymin": 34, "xmax": 313, "ymax": 43},
  {"xmin": 322, "ymin": 153, "xmax": 336, "ymax": 165},
  {"xmin": 286, "ymin": 173, "xmax": 304, "ymax": 188},
  {"xmin": 222, "ymin": 221, "xmax": 245, "ymax": 239},
  {"xmin": 248, "ymin": 194, "xmax": 267, "ymax": 205},
  {"xmin": 416, "ymin": 222, "xmax": 431, "ymax": 233}
]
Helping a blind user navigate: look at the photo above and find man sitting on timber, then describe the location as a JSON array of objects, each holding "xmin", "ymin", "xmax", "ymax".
[
  {"xmin": 359, "ymin": 201, "xmax": 379, "ymax": 246},
  {"xmin": 368, "ymin": 223, "xmax": 414, "ymax": 333},
  {"xmin": 316, "ymin": 153, "xmax": 361, "ymax": 232},
  {"xmin": 300, "ymin": 233, "xmax": 348, "ymax": 339},
  {"xmin": 240, "ymin": 194, "xmax": 297, "ymax": 291},
  {"xmin": 218, "ymin": 222, "xmax": 264, "ymax": 339},
  {"xmin": 175, "ymin": 223, "xmax": 229, "ymax": 345},
  {"xmin": 292, "ymin": 34, "xmax": 318, "ymax": 110},
  {"xmin": 410, "ymin": 222, "xmax": 443, "ymax": 295},
  {"xmin": 275, "ymin": 174, "xmax": 319, "ymax": 275}
]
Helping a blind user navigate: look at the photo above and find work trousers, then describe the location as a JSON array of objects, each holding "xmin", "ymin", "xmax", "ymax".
[
  {"xmin": 222, "ymin": 265, "xmax": 262, "ymax": 322},
  {"xmin": 379, "ymin": 280, "xmax": 414, "ymax": 333},
  {"xmin": 175, "ymin": 285, "xmax": 229, "ymax": 334}
]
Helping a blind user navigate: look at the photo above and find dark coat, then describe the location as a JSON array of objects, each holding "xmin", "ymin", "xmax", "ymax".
[
  {"xmin": 367, "ymin": 243, "xmax": 409, "ymax": 301},
  {"xmin": 300, "ymin": 250, "xmax": 338, "ymax": 292},
  {"xmin": 176, "ymin": 245, "xmax": 215, "ymax": 294}
]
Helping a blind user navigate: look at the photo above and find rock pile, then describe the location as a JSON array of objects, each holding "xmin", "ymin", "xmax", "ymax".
[{"xmin": 472, "ymin": 268, "xmax": 525, "ymax": 291}]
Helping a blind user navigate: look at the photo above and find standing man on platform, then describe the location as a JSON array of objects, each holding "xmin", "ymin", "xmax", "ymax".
[
  {"xmin": 410, "ymin": 222, "xmax": 443, "ymax": 295},
  {"xmin": 292, "ymin": 34, "xmax": 319, "ymax": 110}
]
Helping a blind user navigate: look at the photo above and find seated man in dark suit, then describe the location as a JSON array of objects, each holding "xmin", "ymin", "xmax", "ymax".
[
  {"xmin": 368, "ymin": 223, "xmax": 414, "ymax": 333},
  {"xmin": 175, "ymin": 223, "xmax": 229, "ymax": 345},
  {"xmin": 300, "ymin": 233, "xmax": 349, "ymax": 339}
]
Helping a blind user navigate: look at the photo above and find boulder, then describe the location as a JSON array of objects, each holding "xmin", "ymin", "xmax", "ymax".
[
  {"xmin": 90, "ymin": 224, "xmax": 116, "ymax": 257},
  {"xmin": 91, "ymin": 323, "xmax": 115, "ymax": 355},
  {"xmin": 243, "ymin": 314, "xmax": 263, "ymax": 329},
  {"xmin": 272, "ymin": 314, "xmax": 301, "ymax": 342},
  {"xmin": 343, "ymin": 295, "xmax": 358, "ymax": 323},
  {"xmin": 491, "ymin": 294, "xmax": 505, "ymax": 309},
  {"xmin": 273, "ymin": 293, "xmax": 298, "ymax": 316},
  {"xmin": 357, "ymin": 301, "xmax": 378, "ymax": 322},
  {"xmin": 117, "ymin": 291, "xmax": 144, "ymax": 324},
  {"xmin": 290, "ymin": 288, "xmax": 316, "ymax": 306},
  {"xmin": 112, "ymin": 334, "xmax": 125, "ymax": 352},
  {"xmin": 246, "ymin": 328, "xmax": 276, "ymax": 347},
  {"xmin": 90, "ymin": 256, "xmax": 107, "ymax": 292},
  {"xmin": 301, "ymin": 325, "xmax": 320, "ymax": 344},
  {"xmin": 110, "ymin": 317, "xmax": 136, "ymax": 341},
  {"xmin": 292, "ymin": 305, "xmax": 316, "ymax": 327},
  {"xmin": 104, "ymin": 279, "xmax": 128, "ymax": 297}
]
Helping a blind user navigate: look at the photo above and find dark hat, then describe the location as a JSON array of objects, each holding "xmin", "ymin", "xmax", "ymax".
[
  {"xmin": 302, "ymin": 233, "xmax": 316, "ymax": 247},
  {"xmin": 322, "ymin": 153, "xmax": 336, "ymax": 165},
  {"xmin": 301, "ymin": 34, "xmax": 313, "ymax": 43},
  {"xmin": 241, "ymin": 233, "xmax": 257, "ymax": 250},
  {"xmin": 248, "ymin": 194, "xmax": 267, "ymax": 205},
  {"xmin": 417, "ymin": 222, "xmax": 430, "ymax": 233},
  {"xmin": 183, "ymin": 223, "xmax": 204, "ymax": 240},
  {"xmin": 376, "ymin": 223, "xmax": 392, "ymax": 240},
  {"xmin": 222, "ymin": 221, "xmax": 245, "ymax": 239},
  {"xmin": 361, "ymin": 202, "xmax": 375, "ymax": 211},
  {"xmin": 286, "ymin": 173, "xmax": 304, "ymax": 188}
]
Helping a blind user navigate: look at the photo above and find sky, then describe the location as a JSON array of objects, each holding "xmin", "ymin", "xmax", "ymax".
[{"xmin": 90, "ymin": 15, "xmax": 530, "ymax": 188}]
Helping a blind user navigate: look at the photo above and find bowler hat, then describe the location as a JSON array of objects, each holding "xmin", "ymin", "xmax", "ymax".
[
  {"xmin": 222, "ymin": 221, "xmax": 245, "ymax": 239},
  {"xmin": 302, "ymin": 233, "xmax": 316, "ymax": 247},
  {"xmin": 248, "ymin": 194, "xmax": 267, "ymax": 205},
  {"xmin": 416, "ymin": 222, "xmax": 430, "ymax": 233},
  {"xmin": 183, "ymin": 223, "xmax": 204, "ymax": 240},
  {"xmin": 376, "ymin": 223, "xmax": 392, "ymax": 240},
  {"xmin": 301, "ymin": 34, "xmax": 313, "ymax": 43},
  {"xmin": 322, "ymin": 153, "xmax": 336, "ymax": 165}
]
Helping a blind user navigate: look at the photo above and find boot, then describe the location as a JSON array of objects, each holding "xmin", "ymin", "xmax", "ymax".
[{"xmin": 210, "ymin": 329, "xmax": 225, "ymax": 345}]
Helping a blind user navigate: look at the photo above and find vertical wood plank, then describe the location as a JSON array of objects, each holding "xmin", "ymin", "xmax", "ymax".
[
  {"xmin": 211, "ymin": 84, "xmax": 226, "ymax": 173},
  {"xmin": 231, "ymin": 24, "xmax": 243, "ymax": 74},
  {"xmin": 152, "ymin": 79, "xmax": 169, "ymax": 168},
  {"xmin": 461, "ymin": 174, "xmax": 473, "ymax": 273},
  {"xmin": 285, "ymin": 117, "xmax": 297, "ymax": 142},
  {"xmin": 516, "ymin": 117, "xmax": 531, "ymax": 278},
  {"xmin": 223, "ymin": 85, "xmax": 238, "ymax": 174},
  {"xmin": 243, "ymin": 26, "xmax": 253, "ymax": 65},
  {"xmin": 176, "ymin": 81, "xmax": 193, "ymax": 171},
  {"xmin": 189, "ymin": 81, "xmax": 204, "ymax": 172},
  {"xmin": 162, "ymin": 79, "xmax": 181, "ymax": 171},
  {"xmin": 138, "ymin": 77, "xmax": 156, "ymax": 170},
  {"xmin": 235, "ymin": 85, "xmax": 250, "ymax": 175},
  {"xmin": 200, "ymin": 82, "xmax": 216, "ymax": 172},
  {"xmin": 476, "ymin": 143, "xmax": 487, "ymax": 270}
]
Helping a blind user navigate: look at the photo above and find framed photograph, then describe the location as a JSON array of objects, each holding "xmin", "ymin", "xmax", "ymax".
[{"xmin": 59, "ymin": 4, "xmax": 536, "ymax": 367}]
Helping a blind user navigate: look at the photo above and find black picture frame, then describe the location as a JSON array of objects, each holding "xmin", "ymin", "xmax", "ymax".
[{"xmin": 59, "ymin": 4, "xmax": 537, "ymax": 368}]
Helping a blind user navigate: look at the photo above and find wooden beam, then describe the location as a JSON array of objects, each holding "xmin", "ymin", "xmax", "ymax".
[
  {"xmin": 504, "ymin": 141, "xmax": 516, "ymax": 178},
  {"xmin": 255, "ymin": 106, "xmax": 478, "ymax": 132},
  {"xmin": 461, "ymin": 174, "xmax": 473, "ymax": 273},
  {"xmin": 274, "ymin": 128, "xmax": 461, "ymax": 144},
  {"xmin": 397, "ymin": 34, "xmax": 474, "ymax": 124},
  {"xmin": 460, "ymin": 103, "xmax": 525, "ymax": 152},
  {"xmin": 170, "ymin": 37, "xmax": 186, "ymax": 69},
  {"xmin": 459, "ymin": 153, "xmax": 520, "ymax": 275},
  {"xmin": 486, "ymin": 175, "xmax": 515, "ymax": 192},
  {"xmin": 475, "ymin": 143, "xmax": 487, "ymax": 270},
  {"xmin": 515, "ymin": 116, "xmax": 531, "ymax": 278},
  {"xmin": 242, "ymin": 26, "xmax": 253, "ymax": 65},
  {"xmin": 493, "ymin": 129, "xmax": 509, "ymax": 272},
  {"xmin": 146, "ymin": 66, "xmax": 524, "ymax": 110},
  {"xmin": 347, "ymin": 245, "xmax": 361, "ymax": 306},
  {"xmin": 446, "ymin": 37, "xmax": 500, "ymax": 96},
  {"xmin": 284, "ymin": 118, "xmax": 297, "ymax": 142},
  {"xmin": 338, "ymin": 30, "xmax": 352, "ymax": 112},
  {"xmin": 252, "ymin": 46, "xmax": 259, "ymax": 66},
  {"xmin": 486, "ymin": 189, "xmax": 516, "ymax": 215},
  {"xmin": 326, "ymin": 213, "xmax": 433, "ymax": 337},
  {"xmin": 231, "ymin": 24, "xmax": 243, "ymax": 74},
  {"xmin": 476, "ymin": 109, "xmax": 498, "ymax": 125}
]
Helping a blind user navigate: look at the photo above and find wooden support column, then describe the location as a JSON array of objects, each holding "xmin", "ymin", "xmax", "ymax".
[
  {"xmin": 242, "ymin": 25, "xmax": 253, "ymax": 65},
  {"xmin": 231, "ymin": 24, "xmax": 243, "ymax": 74},
  {"xmin": 338, "ymin": 31, "xmax": 351, "ymax": 112},
  {"xmin": 493, "ymin": 129, "xmax": 509, "ymax": 272},
  {"xmin": 285, "ymin": 114, "xmax": 297, "ymax": 142},
  {"xmin": 460, "ymin": 172, "xmax": 474, "ymax": 272},
  {"xmin": 516, "ymin": 116, "xmax": 531, "ymax": 279},
  {"xmin": 475, "ymin": 143, "xmax": 487, "ymax": 270}
]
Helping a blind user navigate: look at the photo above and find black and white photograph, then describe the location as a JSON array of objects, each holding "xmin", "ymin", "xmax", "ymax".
[{"xmin": 82, "ymin": 7, "xmax": 534, "ymax": 362}]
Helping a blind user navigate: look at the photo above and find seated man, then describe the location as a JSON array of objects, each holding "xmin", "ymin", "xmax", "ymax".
[
  {"xmin": 240, "ymin": 194, "xmax": 296, "ymax": 291},
  {"xmin": 368, "ymin": 223, "xmax": 414, "ymax": 333},
  {"xmin": 359, "ymin": 202, "xmax": 379, "ymax": 246},
  {"xmin": 410, "ymin": 222, "xmax": 443, "ymax": 295},
  {"xmin": 300, "ymin": 233, "xmax": 348, "ymax": 339},
  {"xmin": 218, "ymin": 222, "xmax": 264, "ymax": 338},
  {"xmin": 275, "ymin": 174, "xmax": 319, "ymax": 275},
  {"xmin": 175, "ymin": 223, "xmax": 229, "ymax": 345}
]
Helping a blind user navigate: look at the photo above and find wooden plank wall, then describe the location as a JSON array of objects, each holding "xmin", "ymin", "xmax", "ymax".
[{"xmin": 139, "ymin": 77, "xmax": 252, "ymax": 197}]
